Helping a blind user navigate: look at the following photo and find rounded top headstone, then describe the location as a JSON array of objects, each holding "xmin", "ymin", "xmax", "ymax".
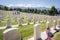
[
  {"xmin": 3, "ymin": 28, "xmax": 20, "ymax": 40},
  {"xmin": 58, "ymin": 19, "xmax": 60, "ymax": 21},
  {"xmin": 53, "ymin": 20, "xmax": 56, "ymax": 22},
  {"xmin": 46, "ymin": 21, "xmax": 49, "ymax": 24},
  {"xmin": 3, "ymin": 28, "xmax": 18, "ymax": 34},
  {"xmin": 34, "ymin": 24, "xmax": 40, "ymax": 28}
]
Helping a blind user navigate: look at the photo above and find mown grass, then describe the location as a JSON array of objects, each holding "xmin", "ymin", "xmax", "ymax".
[
  {"xmin": 0, "ymin": 29, "xmax": 4, "ymax": 40},
  {"xmin": 11, "ymin": 21, "xmax": 18, "ymax": 25},
  {"xmin": 0, "ymin": 21, "xmax": 18, "ymax": 27},
  {"xmin": 0, "ymin": 24, "xmax": 34, "ymax": 40},
  {"xmin": 18, "ymin": 24, "xmax": 34, "ymax": 39},
  {"xmin": 52, "ymin": 31, "xmax": 60, "ymax": 40},
  {"xmin": 0, "ymin": 10, "xmax": 59, "ymax": 40},
  {"xmin": 0, "ymin": 21, "xmax": 6, "ymax": 27},
  {"xmin": 0, "ymin": 22, "xmax": 47, "ymax": 40}
]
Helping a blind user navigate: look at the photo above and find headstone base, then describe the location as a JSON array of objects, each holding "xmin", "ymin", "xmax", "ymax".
[
  {"xmin": 27, "ymin": 23, "xmax": 30, "ymax": 25},
  {"xmin": 34, "ymin": 22, "xmax": 36, "ymax": 24},
  {"xmin": 6, "ymin": 26, "xmax": 12, "ymax": 29},
  {"xmin": 19, "ymin": 24, "xmax": 22, "ymax": 26},
  {"xmin": 58, "ymin": 26, "xmax": 60, "ymax": 29},
  {"xmin": 38, "ymin": 21, "xmax": 40, "ymax": 23},
  {"xmin": 37, "ymin": 38, "xmax": 42, "ymax": 40},
  {"xmin": 54, "ymin": 28, "xmax": 59, "ymax": 32}
]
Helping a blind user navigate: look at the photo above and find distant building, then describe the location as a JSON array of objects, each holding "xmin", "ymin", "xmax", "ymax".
[{"xmin": 12, "ymin": 11, "xmax": 21, "ymax": 15}]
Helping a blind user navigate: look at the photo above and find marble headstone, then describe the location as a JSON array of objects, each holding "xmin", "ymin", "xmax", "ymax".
[
  {"xmin": 34, "ymin": 24, "xmax": 42, "ymax": 40},
  {"xmin": 3, "ymin": 28, "xmax": 21, "ymax": 40},
  {"xmin": 46, "ymin": 21, "xmax": 50, "ymax": 28},
  {"xmin": 53, "ymin": 20, "xmax": 56, "ymax": 29},
  {"xmin": 6, "ymin": 19, "xmax": 11, "ymax": 28},
  {"xmin": 18, "ymin": 18, "xmax": 22, "ymax": 26}
]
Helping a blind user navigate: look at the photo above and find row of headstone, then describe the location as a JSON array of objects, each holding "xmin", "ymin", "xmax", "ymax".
[
  {"xmin": 10, "ymin": 11, "xmax": 60, "ymax": 22},
  {"xmin": 3, "ymin": 19, "xmax": 60, "ymax": 40},
  {"xmin": 10, "ymin": 11, "xmax": 59, "ymax": 23},
  {"xmin": 11, "ymin": 11, "xmax": 21, "ymax": 21},
  {"xmin": 34, "ymin": 20, "xmax": 60, "ymax": 40},
  {"xmin": 6, "ymin": 16, "xmax": 60, "ymax": 28},
  {"xmin": 4, "ymin": 24, "xmax": 41, "ymax": 40},
  {"xmin": 0, "ymin": 11, "xmax": 6, "ymax": 21}
]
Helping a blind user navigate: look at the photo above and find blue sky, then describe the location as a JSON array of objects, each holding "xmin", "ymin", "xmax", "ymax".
[{"xmin": 0, "ymin": 0, "xmax": 60, "ymax": 8}]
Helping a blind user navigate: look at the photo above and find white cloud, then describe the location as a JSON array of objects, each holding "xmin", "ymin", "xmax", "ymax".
[
  {"xmin": 6, "ymin": 4, "xmax": 14, "ymax": 7},
  {"xmin": 6, "ymin": 4, "xmax": 42, "ymax": 7}
]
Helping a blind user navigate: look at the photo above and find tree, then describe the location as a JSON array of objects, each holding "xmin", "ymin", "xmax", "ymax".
[
  {"xmin": 29, "ymin": 9, "xmax": 34, "ymax": 13},
  {"xmin": 37, "ymin": 10, "xmax": 41, "ymax": 14},
  {"xmin": 49, "ymin": 6, "xmax": 58, "ymax": 15},
  {"xmin": 9, "ymin": 8, "xmax": 13, "ymax": 11},
  {"xmin": 17, "ymin": 8, "xmax": 22, "ymax": 11},
  {"xmin": 0, "ymin": 7, "xmax": 2, "ymax": 10},
  {"xmin": 22, "ymin": 8, "xmax": 28, "ymax": 12},
  {"xmin": 3, "ymin": 6, "xmax": 8, "ymax": 10},
  {"xmin": 58, "ymin": 11, "xmax": 60, "ymax": 14},
  {"xmin": 34, "ymin": 9, "xmax": 37, "ymax": 13},
  {"xmin": 43, "ymin": 10, "xmax": 49, "ymax": 15}
]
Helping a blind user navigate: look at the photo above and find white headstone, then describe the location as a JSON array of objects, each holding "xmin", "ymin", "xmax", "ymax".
[
  {"xmin": 34, "ymin": 17, "xmax": 36, "ymax": 24},
  {"xmin": 0, "ymin": 16, "xmax": 1, "ymax": 21},
  {"xmin": 34, "ymin": 24, "xmax": 41, "ymax": 40},
  {"xmin": 46, "ymin": 21, "xmax": 50, "ymax": 28},
  {"xmin": 0, "ymin": 11, "xmax": 5, "ymax": 21},
  {"xmin": 14, "ymin": 17, "xmax": 17, "ymax": 21},
  {"xmin": 58, "ymin": 19, "xmax": 60, "ymax": 26},
  {"xmin": 38, "ymin": 17, "xmax": 40, "ymax": 23},
  {"xmin": 53, "ymin": 20, "xmax": 56, "ymax": 29},
  {"xmin": 3, "ymin": 28, "xmax": 21, "ymax": 40},
  {"xmin": 27, "ymin": 17, "xmax": 31, "ymax": 25},
  {"xmin": 18, "ymin": 18, "xmax": 22, "ymax": 26},
  {"xmin": 6, "ymin": 19, "xmax": 11, "ymax": 28}
]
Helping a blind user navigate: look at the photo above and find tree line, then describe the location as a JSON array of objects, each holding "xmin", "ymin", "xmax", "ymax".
[{"xmin": 0, "ymin": 6, "xmax": 60, "ymax": 15}]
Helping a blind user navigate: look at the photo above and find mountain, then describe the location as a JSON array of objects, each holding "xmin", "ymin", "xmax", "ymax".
[
  {"xmin": 0, "ymin": 5, "xmax": 60, "ymax": 10},
  {"xmin": 57, "ymin": 8, "xmax": 60, "ymax": 10},
  {"xmin": 10, "ymin": 6, "xmax": 50, "ymax": 10},
  {"xmin": 0, "ymin": 5, "xmax": 8, "ymax": 10},
  {"xmin": 0, "ymin": 5, "xmax": 6, "ymax": 8},
  {"xmin": 0, "ymin": 5, "xmax": 4, "ymax": 8},
  {"xmin": 34, "ymin": 7, "xmax": 49, "ymax": 10}
]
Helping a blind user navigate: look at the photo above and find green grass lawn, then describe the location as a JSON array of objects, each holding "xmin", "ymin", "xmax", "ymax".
[
  {"xmin": 52, "ymin": 31, "xmax": 60, "ymax": 40},
  {"xmin": 0, "ymin": 29, "xmax": 4, "ymax": 40},
  {"xmin": 0, "ymin": 22, "xmax": 47, "ymax": 40},
  {"xmin": 18, "ymin": 24, "xmax": 34, "ymax": 40},
  {"xmin": 11, "ymin": 21, "xmax": 18, "ymax": 25},
  {"xmin": 0, "ymin": 11, "xmax": 54, "ymax": 40},
  {"xmin": 0, "ymin": 21, "xmax": 6, "ymax": 27},
  {"xmin": 0, "ymin": 24, "xmax": 34, "ymax": 40},
  {"xmin": 0, "ymin": 21, "xmax": 18, "ymax": 27}
]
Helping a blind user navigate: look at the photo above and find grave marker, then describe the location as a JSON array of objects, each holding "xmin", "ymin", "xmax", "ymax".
[
  {"xmin": 58, "ymin": 19, "xmax": 60, "ymax": 28},
  {"xmin": 46, "ymin": 21, "xmax": 50, "ymax": 28},
  {"xmin": 3, "ymin": 28, "xmax": 21, "ymax": 40},
  {"xmin": 53, "ymin": 20, "xmax": 56, "ymax": 30},
  {"xmin": 18, "ymin": 17, "xmax": 22, "ymax": 26},
  {"xmin": 34, "ymin": 24, "xmax": 42, "ymax": 40},
  {"xmin": 6, "ymin": 19, "xmax": 11, "ymax": 28}
]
